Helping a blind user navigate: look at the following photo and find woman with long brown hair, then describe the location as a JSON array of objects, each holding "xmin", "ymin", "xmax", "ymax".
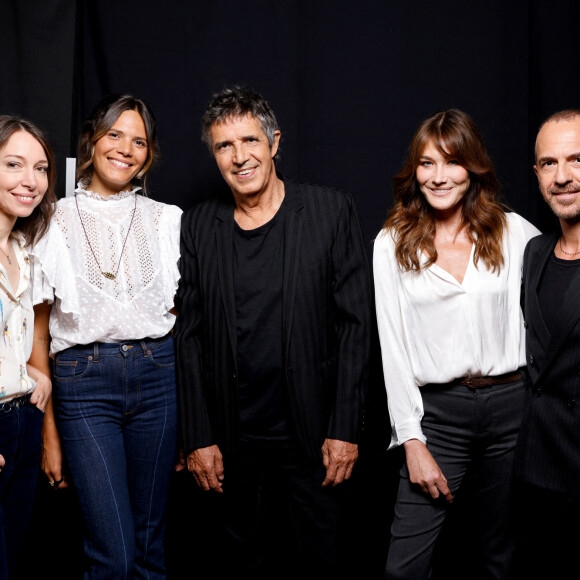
[
  {"xmin": 0, "ymin": 115, "xmax": 56, "ymax": 579},
  {"xmin": 373, "ymin": 109, "xmax": 539, "ymax": 579},
  {"xmin": 31, "ymin": 94, "xmax": 182, "ymax": 579}
]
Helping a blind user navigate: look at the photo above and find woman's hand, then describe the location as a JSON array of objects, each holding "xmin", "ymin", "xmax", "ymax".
[
  {"xmin": 403, "ymin": 439, "xmax": 453, "ymax": 503},
  {"xmin": 0, "ymin": 453, "xmax": 5, "ymax": 473},
  {"xmin": 29, "ymin": 302, "xmax": 67, "ymax": 489},
  {"xmin": 27, "ymin": 364, "xmax": 51, "ymax": 412},
  {"xmin": 174, "ymin": 449, "xmax": 186, "ymax": 472},
  {"xmin": 40, "ymin": 399, "xmax": 68, "ymax": 489}
]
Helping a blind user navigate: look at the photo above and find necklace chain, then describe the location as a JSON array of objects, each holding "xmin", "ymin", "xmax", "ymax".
[
  {"xmin": 0, "ymin": 238, "xmax": 12, "ymax": 265},
  {"xmin": 75, "ymin": 193, "xmax": 137, "ymax": 280},
  {"xmin": 559, "ymin": 237, "xmax": 580, "ymax": 256}
]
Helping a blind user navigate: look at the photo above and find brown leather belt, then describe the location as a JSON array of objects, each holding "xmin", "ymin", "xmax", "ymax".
[{"xmin": 454, "ymin": 370, "xmax": 522, "ymax": 388}]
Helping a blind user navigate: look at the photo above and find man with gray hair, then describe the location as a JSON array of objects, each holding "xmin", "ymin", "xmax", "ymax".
[
  {"xmin": 514, "ymin": 109, "xmax": 580, "ymax": 578},
  {"xmin": 174, "ymin": 86, "xmax": 370, "ymax": 576}
]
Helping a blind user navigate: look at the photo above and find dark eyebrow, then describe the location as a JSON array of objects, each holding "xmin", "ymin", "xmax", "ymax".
[
  {"xmin": 2, "ymin": 154, "xmax": 47, "ymax": 163},
  {"xmin": 536, "ymin": 155, "xmax": 556, "ymax": 165},
  {"xmin": 213, "ymin": 139, "xmax": 231, "ymax": 150},
  {"xmin": 109, "ymin": 128, "xmax": 148, "ymax": 142}
]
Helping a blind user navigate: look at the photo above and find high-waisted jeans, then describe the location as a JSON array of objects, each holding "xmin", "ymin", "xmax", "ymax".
[{"xmin": 53, "ymin": 334, "xmax": 177, "ymax": 580}]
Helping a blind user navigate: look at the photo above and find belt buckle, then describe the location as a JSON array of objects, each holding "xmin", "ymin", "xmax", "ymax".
[{"xmin": 0, "ymin": 395, "xmax": 26, "ymax": 413}]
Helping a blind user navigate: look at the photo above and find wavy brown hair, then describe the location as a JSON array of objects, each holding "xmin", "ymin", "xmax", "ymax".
[
  {"xmin": 384, "ymin": 109, "xmax": 507, "ymax": 273},
  {"xmin": 77, "ymin": 94, "xmax": 158, "ymax": 195},
  {"xmin": 0, "ymin": 115, "xmax": 57, "ymax": 246}
]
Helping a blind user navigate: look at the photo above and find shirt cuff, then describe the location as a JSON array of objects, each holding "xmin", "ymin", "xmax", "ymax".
[{"xmin": 394, "ymin": 418, "xmax": 426, "ymax": 447}]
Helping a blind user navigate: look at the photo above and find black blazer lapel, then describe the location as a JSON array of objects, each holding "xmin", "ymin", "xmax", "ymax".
[
  {"xmin": 527, "ymin": 232, "xmax": 558, "ymax": 354},
  {"xmin": 282, "ymin": 181, "xmax": 305, "ymax": 358},
  {"xmin": 215, "ymin": 204, "xmax": 238, "ymax": 370}
]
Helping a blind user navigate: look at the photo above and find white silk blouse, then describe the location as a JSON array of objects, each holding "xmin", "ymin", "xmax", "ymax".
[
  {"xmin": 31, "ymin": 186, "xmax": 182, "ymax": 356},
  {"xmin": 373, "ymin": 212, "xmax": 540, "ymax": 449}
]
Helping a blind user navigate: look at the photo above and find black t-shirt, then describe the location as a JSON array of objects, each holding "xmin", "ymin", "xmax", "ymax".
[
  {"xmin": 538, "ymin": 251, "xmax": 580, "ymax": 336},
  {"xmin": 233, "ymin": 203, "xmax": 292, "ymax": 441}
]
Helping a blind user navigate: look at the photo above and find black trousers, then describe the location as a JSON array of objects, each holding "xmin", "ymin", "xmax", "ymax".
[
  {"xmin": 385, "ymin": 378, "xmax": 526, "ymax": 580},
  {"xmin": 214, "ymin": 438, "xmax": 340, "ymax": 580}
]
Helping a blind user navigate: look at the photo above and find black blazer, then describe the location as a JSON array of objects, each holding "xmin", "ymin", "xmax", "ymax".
[
  {"xmin": 174, "ymin": 178, "xmax": 371, "ymax": 459},
  {"xmin": 515, "ymin": 232, "xmax": 580, "ymax": 498}
]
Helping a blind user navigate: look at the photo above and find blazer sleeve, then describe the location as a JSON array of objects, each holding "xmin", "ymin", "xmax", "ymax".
[
  {"xmin": 174, "ymin": 209, "xmax": 214, "ymax": 454},
  {"xmin": 326, "ymin": 192, "xmax": 372, "ymax": 443}
]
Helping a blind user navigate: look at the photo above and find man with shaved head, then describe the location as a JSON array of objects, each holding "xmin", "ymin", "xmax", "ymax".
[{"xmin": 514, "ymin": 109, "xmax": 580, "ymax": 578}]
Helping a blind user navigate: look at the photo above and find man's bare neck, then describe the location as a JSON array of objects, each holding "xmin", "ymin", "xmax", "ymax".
[{"xmin": 233, "ymin": 177, "xmax": 285, "ymax": 230}]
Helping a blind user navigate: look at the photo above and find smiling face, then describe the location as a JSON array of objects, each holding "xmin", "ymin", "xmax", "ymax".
[
  {"xmin": 534, "ymin": 117, "xmax": 580, "ymax": 223},
  {"xmin": 88, "ymin": 110, "xmax": 148, "ymax": 197},
  {"xmin": 0, "ymin": 131, "xmax": 48, "ymax": 226},
  {"xmin": 416, "ymin": 139, "xmax": 471, "ymax": 216},
  {"xmin": 209, "ymin": 114, "xmax": 280, "ymax": 200}
]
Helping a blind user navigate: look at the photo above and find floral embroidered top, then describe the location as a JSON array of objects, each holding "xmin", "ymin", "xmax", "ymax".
[
  {"xmin": 0, "ymin": 232, "xmax": 37, "ymax": 402},
  {"xmin": 31, "ymin": 185, "xmax": 182, "ymax": 356}
]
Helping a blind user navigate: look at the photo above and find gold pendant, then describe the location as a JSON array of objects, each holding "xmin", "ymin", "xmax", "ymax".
[{"xmin": 102, "ymin": 272, "xmax": 116, "ymax": 280}]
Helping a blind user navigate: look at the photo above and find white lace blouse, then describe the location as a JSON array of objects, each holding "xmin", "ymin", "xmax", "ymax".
[
  {"xmin": 373, "ymin": 212, "xmax": 541, "ymax": 449},
  {"xmin": 31, "ymin": 186, "xmax": 183, "ymax": 356}
]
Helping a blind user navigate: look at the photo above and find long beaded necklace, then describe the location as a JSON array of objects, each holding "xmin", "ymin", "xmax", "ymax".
[{"xmin": 75, "ymin": 193, "xmax": 137, "ymax": 280}]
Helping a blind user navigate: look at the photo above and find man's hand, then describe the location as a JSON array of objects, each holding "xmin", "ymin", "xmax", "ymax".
[
  {"xmin": 403, "ymin": 439, "xmax": 453, "ymax": 503},
  {"xmin": 321, "ymin": 438, "xmax": 358, "ymax": 487},
  {"xmin": 187, "ymin": 445, "xmax": 224, "ymax": 493}
]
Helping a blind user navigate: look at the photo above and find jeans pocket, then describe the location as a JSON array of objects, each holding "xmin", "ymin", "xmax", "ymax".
[
  {"xmin": 146, "ymin": 338, "xmax": 175, "ymax": 369},
  {"xmin": 53, "ymin": 354, "xmax": 93, "ymax": 381}
]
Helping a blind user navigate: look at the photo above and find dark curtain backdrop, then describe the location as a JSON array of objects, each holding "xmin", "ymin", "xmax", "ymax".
[{"xmin": 2, "ymin": 1, "xmax": 578, "ymax": 578}]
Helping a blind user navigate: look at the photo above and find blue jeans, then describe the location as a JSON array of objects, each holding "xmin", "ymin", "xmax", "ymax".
[
  {"xmin": 0, "ymin": 395, "xmax": 44, "ymax": 580},
  {"xmin": 53, "ymin": 335, "xmax": 177, "ymax": 580}
]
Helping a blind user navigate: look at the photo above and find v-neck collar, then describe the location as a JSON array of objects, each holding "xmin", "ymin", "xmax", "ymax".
[
  {"xmin": 423, "ymin": 243, "xmax": 475, "ymax": 287},
  {"xmin": 0, "ymin": 237, "xmax": 27, "ymax": 299}
]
